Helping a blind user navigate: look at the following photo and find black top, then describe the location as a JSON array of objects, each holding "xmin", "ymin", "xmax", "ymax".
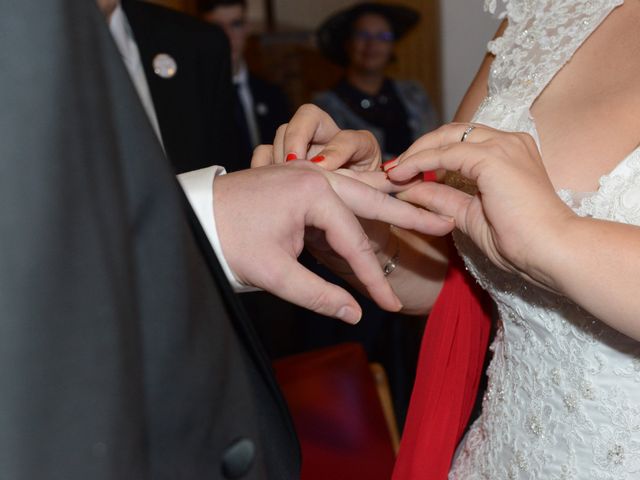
[
  {"xmin": 333, "ymin": 78, "xmax": 414, "ymax": 156},
  {"xmin": 231, "ymin": 73, "xmax": 291, "ymax": 171}
]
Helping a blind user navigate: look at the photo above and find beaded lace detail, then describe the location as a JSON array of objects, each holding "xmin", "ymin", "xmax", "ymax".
[{"xmin": 449, "ymin": 1, "xmax": 640, "ymax": 479}]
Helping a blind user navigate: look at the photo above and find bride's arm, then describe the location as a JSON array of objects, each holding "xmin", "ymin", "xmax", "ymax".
[{"xmin": 533, "ymin": 217, "xmax": 640, "ymax": 341}]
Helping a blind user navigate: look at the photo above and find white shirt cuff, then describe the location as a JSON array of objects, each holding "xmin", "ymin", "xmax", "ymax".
[{"xmin": 177, "ymin": 166, "xmax": 259, "ymax": 293}]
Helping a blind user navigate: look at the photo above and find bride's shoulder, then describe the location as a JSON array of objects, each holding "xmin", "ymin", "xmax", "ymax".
[
  {"xmin": 484, "ymin": 0, "xmax": 622, "ymax": 22},
  {"xmin": 483, "ymin": 0, "xmax": 537, "ymax": 20}
]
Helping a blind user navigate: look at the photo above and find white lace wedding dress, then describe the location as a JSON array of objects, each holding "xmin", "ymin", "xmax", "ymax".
[{"xmin": 449, "ymin": 1, "xmax": 640, "ymax": 478}]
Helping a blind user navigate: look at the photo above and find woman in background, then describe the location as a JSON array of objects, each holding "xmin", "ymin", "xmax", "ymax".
[{"xmin": 314, "ymin": 2, "xmax": 438, "ymax": 160}]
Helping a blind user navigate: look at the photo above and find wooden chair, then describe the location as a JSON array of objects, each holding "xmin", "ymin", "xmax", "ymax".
[{"xmin": 369, "ymin": 362, "xmax": 400, "ymax": 454}]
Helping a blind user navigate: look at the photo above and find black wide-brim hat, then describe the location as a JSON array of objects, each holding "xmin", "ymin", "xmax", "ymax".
[{"xmin": 317, "ymin": 2, "xmax": 420, "ymax": 66}]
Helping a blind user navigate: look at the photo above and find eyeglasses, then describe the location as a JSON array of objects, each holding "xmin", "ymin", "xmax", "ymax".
[
  {"xmin": 229, "ymin": 19, "xmax": 246, "ymax": 30},
  {"xmin": 352, "ymin": 30, "xmax": 395, "ymax": 42}
]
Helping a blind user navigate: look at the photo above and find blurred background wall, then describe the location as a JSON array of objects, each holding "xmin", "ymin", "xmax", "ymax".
[
  {"xmin": 440, "ymin": 0, "xmax": 501, "ymax": 120},
  {"xmin": 146, "ymin": 0, "xmax": 500, "ymax": 122}
]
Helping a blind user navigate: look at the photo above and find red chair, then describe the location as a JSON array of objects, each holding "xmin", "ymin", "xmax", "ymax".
[{"xmin": 273, "ymin": 343, "xmax": 397, "ymax": 480}]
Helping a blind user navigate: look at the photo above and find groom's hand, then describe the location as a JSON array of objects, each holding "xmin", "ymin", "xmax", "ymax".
[{"xmin": 213, "ymin": 161, "xmax": 454, "ymax": 323}]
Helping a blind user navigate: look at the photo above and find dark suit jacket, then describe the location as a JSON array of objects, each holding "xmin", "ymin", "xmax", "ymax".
[
  {"xmin": 232, "ymin": 74, "xmax": 291, "ymax": 170},
  {"xmin": 123, "ymin": 0, "xmax": 238, "ymax": 174},
  {"xmin": 0, "ymin": 2, "xmax": 299, "ymax": 479},
  {"xmin": 249, "ymin": 74, "xmax": 290, "ymax": 148}
]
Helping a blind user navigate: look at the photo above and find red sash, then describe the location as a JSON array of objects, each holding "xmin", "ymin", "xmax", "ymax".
[{"xmin": 392, "ymin": 248, "xmax": 491, "ymax": 479}]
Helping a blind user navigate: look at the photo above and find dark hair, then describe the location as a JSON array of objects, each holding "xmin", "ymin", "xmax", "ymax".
[
  {"xmin": 196, "ymin": 0, "xmax": 247, "ymax": 15},
  {"xmin": 317, "ymin": 3, "xmax": 419, "ymax": 66}
]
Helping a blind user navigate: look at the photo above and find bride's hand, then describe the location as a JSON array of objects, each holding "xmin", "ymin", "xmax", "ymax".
[
  {"xmin": 251, "ymin": 104, "xmax": 382, "ymax": 172},
  {"xmin": 386, "ymin": 123, "xmax": 577, "ymax": 288},
  {"xmin": 251, "ymin": 104, "xmax": 423, "ymax": 194}
]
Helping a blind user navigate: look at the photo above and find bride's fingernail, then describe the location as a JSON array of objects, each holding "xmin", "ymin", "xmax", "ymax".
[
  {"xmin": 310, "ymin": 155, "xmax": 325, "ymax": 163},
  {"xmin": 382, "ymin": 158, "xmax": 398, "ymax": 171},
  {"xmin": 285, "ymin": 153, "xmax": 298, "ymax": 162},
  {"xmin": 336, "ymin": 306, "xmax": 360, "ymax": 324}
]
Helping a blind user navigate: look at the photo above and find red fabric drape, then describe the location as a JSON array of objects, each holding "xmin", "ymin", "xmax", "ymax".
[
  {"xmin": 273, "ymin": 344, "xmax": 396, "ymax": 480},
  {"xmin": 392, "ymin": 246, "xmax": 492, "ymax": 479}
]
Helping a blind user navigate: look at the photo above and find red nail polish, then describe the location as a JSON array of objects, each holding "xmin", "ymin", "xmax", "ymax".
[
  {"xmin": 310, "ymin": 155, "xmax": 325, "ymax": 163},
  {"xmin": 381, "ymin": 158, "xmax": 397, "ymax": 168},
  {"xmin": 286, "ymin": 153, "xmax": 297, "ymax": 162},
  {"xmin": 382, "ymin": 158, "xmax": 398, "ymax": 172},
  {"xmin": 423, "ymin": 170, "xmax": 437, "ymax": 182}
]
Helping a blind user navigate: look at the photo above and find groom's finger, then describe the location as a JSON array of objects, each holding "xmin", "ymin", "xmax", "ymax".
[
  {"xmin": 335, "ymin": 169, "xmax": 423, "ymax": 194},
  {"xmin": 327, "ymin": 172, "xmax": 455, "ymax": 236},
  {"xmin": 396, "ymin": 182, "xmax": 473, "ymax": 227},
  {"xmin": 305, "ymin": 193, "xmax": 403, "ymax": 312},
  {"xmin": 261, "ymin": 251, "xmax": 364, "ymax": 324}
]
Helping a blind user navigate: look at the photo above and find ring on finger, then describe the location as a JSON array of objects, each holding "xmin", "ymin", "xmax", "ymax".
[{"xmin": 460, "ymin": 125, "xmax": 476, "ymax": 143}]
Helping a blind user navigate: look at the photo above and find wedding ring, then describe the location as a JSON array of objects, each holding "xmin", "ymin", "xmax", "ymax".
[{"xmin": 460, "ymin": 125, "xmax": 475, "ymax": 143}]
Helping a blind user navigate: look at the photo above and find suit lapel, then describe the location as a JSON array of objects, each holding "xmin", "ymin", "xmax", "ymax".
[
  {"xmin": 122, "ymin": 0, "xmax": 183, "ymax": 144},
  {"xmin": 247, "ymin": 75, "xmax": 267, "ymax": 144},
  {"xmin": 178, "ymin": 187, "xmax": 298, "ymax": 442}
]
